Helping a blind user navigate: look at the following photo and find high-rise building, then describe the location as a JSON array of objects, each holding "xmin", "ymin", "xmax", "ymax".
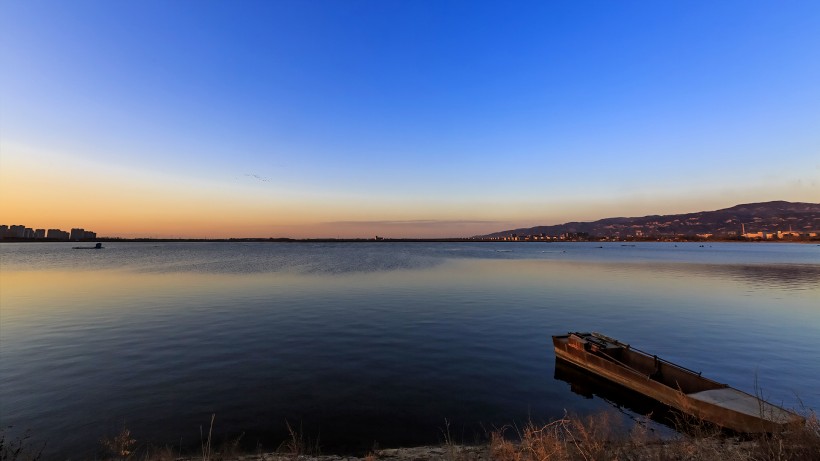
[
  {"xmin": 9, "ymin": 225, "xmax": 25, "ymax": 238},
  {"xmin": 34, "ymin": 229, "xmax": 46, "ymax": 239},
  {"xmin": 47, "ymin": 229, "xmax": 70, "ymax": 240},
  {"xmin": 70, "ymin": 228, "xmax": 85, "ymax": 241}
]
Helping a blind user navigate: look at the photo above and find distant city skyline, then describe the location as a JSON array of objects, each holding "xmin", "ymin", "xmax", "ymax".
[
  {"xmin": 3, "ymin": 200, "xmax": 816, "ymax": 242},
  {"xmin": 2, "ymin": 1, "xmax": 818, "ymax": 238},
  {"xmin": 0, "ymin": 224, "xmax": 96, "ymax": 240}
]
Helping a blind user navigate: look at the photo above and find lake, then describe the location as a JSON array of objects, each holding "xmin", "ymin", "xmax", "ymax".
[{"xmin": 1, "ymin": 242, "xmax": 818, "ymax": 458}]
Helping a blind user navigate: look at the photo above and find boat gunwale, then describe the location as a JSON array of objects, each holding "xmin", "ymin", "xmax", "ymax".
[{"xmin": 553, "ymin": 332, "xmax": 728, "ymax": 389}]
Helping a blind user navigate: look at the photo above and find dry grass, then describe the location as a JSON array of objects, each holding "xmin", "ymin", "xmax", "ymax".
[
  {"xmin": 97, "ymin": 415, "xmax": 247, "ymax": 461},
  {"xmin": 101, "ymin": 427, "xmax": 137, "ymax": 460},
  {"xmin": 490, "ymin": 412, "xmax": 627, "ymax": 461},
  {"xmin": 489, "ymin": 409, "xmax": 820, "ymax": 461},
  {"xmin": 748, "ymin": 410, "xmax": 820, "ymax": 461},
  {"xmin": 276, "ymin": 420, "xmax": 321, "ymax": 459},
  {"xmin": 437, "ymin": 419, "xmax": 489, "ymax": 461}
]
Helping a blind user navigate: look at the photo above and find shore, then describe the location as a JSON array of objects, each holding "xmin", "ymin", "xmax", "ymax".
[
  {"xmin": 130, "ymin": 433, "xmax": 816, "ymax": 461},
  {"xmin": 2, "ymin": 237, "xmax": 818, "ymax": 243},
  {"xmin": 87, "ymin": 410, "xmax": 818, "ymax": 461},
  {"xmin": 4, "ymin": 409, "xmax": 818, "ymax": 461}
]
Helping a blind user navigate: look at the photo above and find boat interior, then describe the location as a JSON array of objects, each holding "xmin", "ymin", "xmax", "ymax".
[{"xmin": 562, "ymin": 332, "xmax": 727, "ymax": 395}]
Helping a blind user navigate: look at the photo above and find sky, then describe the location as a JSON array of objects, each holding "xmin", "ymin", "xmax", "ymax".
[{"xmin": 1, "ymin": 1, "xmax": 818, "ymax": 238}]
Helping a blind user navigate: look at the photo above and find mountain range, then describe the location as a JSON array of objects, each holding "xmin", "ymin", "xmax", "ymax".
[{"xmin": 481, "ymin": 201, "xmax": 819, "ymax": 239}]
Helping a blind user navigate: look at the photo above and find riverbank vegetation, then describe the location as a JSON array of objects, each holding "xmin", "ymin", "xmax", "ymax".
[
  {"xmin": 489, "ymin": 410, "xmax": 820, "ymax": 461},
  {"xmin": 2, "ymin": 409, "xmax": 818, "ymax": 461}
]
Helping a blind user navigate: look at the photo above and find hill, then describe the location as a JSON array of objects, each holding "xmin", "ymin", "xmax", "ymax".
[{"xmin": 481, "ymin": 201, "xmax": 819, "ymax": 240}]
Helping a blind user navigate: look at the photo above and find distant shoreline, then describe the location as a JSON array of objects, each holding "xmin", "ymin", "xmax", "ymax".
[{"xmin": 1, "ymin": 237, "xmax": 817, "ymax": 243}]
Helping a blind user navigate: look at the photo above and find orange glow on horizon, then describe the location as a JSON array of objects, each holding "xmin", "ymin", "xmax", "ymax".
[{"xmin": 3, "ymin": 144, "xmax": 817, "ymax": 239}]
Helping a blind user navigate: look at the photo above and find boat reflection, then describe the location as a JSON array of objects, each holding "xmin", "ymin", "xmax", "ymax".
[{"xmin": 554, "ymin": 357, "xmax": 679, "ymax": 431}]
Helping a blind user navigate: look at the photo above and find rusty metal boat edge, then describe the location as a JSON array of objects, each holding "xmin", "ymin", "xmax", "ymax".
[{"xmin": 552, "ymin": 332, "xmax": 804, "ymax": 433}]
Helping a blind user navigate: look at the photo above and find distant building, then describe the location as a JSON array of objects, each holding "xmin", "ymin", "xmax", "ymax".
[
  {"xmin": 48, "ymin": 229, "xmax": 70, "ymax": 240},
  {"xmin": 84, "ymin": 231, "xmax": 96, "ymax": 239},
  {"xmin": 70, "ymin": 228, "xmax": 85, "ymax": 241},
  {"xmin": 34, "ymin": 229, "xmax": 46, "ymax": 239},
  {"xmin": 0, "ymin": 225, "xmax": 7, "ymax": 238},
  {"xmin": 9, "ymin": 225, "xmax": 25, "ymax": 238}
]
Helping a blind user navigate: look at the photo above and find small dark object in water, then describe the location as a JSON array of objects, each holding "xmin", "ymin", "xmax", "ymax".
[{"xmin": 72, "ymin": 242, "xmax": 104, "ymax": 250}]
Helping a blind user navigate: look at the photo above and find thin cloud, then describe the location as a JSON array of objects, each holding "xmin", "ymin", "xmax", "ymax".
[
  {"xmin": 325, "ymin": 219, "xmax": 502, "ymax": 227},
  {"xmin": 244, "ymin": 173, "xmax": 271, "ymax": 183}
]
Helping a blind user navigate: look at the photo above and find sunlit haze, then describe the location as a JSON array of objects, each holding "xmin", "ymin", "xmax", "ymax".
[{"xmin": 1, "ymin": 1, "xmax": 818, "ymax": 238}]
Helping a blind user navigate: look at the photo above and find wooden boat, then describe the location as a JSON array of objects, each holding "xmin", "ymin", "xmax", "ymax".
[{"xmin": 552, "ymin": 332, "xmax": 803, "ymax": 433}]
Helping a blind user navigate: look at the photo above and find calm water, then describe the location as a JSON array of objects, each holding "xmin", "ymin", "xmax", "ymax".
[{"xmin": 1, "ymin": 242, "xmax": 819, "ymax": 458}]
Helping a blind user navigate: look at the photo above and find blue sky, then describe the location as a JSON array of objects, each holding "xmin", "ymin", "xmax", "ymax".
[{"xmin": 1, "ymin": 1, "xmax": 818, "ymax": 237}]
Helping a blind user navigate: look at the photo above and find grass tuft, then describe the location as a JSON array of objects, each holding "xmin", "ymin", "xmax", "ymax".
[
  {"xmin": 101, "ymin": 427, "xmax": 137, "ymax": 461},
  {"xmin": 277, "ymin": 420, "xmax": 321, "ymax": 459}
]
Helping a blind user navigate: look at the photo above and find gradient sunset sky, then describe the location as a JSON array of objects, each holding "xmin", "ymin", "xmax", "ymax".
[{"xmin": 1, "ymin": 1, "xmax": 818, "ymax": 238}]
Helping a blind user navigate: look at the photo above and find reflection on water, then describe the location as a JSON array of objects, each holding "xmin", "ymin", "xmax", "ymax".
[
  {"xmin": 0, "ymin": 242, "xmax": 818, "ymax": 458},
  {"xmin": 703, "ymin": 263, "xmax": 820, "ymax": 290},
  {"xmin": 554, "ymin": 358, "xmax": 679, "ymax": 433}
]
